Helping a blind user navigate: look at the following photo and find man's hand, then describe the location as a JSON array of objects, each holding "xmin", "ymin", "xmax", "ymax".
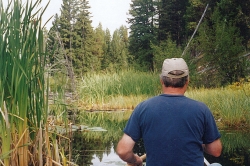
[
  {"xmin": 116, "ymin": 134, "xmax": 144, "ymax": 166},
  {"xmin": 126, "ymin": 154, "xmax": 143, "ymax": 166}
]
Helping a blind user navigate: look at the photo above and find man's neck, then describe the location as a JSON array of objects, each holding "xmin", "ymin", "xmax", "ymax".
[
  {"xmin": 160, "ymin": 79, "xmax": 188, "ymax": 95},
  {"xmin": 162, "ymin": 87, "xmax": 186, "ymax": 95}
]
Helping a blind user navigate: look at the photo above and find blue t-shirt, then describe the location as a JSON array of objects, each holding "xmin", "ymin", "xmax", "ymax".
[{"xmin": 123, "ymin": 94, "xmax": 221, "ymax": 166}]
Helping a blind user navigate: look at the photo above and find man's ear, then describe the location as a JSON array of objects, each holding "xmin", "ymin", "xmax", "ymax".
[
  {"xmin": 185, "ymin": 77, "xmax": 189, "ymax": 86},
  {"xmin": 160, "ymin": 78, "xmax": 164, "ymax": 85}
]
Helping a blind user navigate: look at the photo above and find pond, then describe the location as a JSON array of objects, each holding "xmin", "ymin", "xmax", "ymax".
[{"xmin": 64, "ymin": 111, "xmax": 250, "ymax": 166}]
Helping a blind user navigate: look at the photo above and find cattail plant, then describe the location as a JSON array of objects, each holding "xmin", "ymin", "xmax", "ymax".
[{"xmin": 0, "ymin": 0, "xmax": 65, "ymax": 165}]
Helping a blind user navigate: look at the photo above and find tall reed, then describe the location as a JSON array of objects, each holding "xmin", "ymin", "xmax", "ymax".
[
  {"xmin": 0, "ymin": 0, "xmax": 60, "ymax": 165},
  {"xmin": 186, "ymin": 85, "xmax": 250, "ymax": 129},
  {"xmin": 78, "ymin": 70, "xmax": 161, "ymax": 110}
]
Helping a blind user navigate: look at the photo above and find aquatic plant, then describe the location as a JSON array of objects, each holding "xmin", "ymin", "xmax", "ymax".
[
  {"xmin": 0, "ymin": 0, "xmax": 68, "ymax": 165},
  {"xmin": 186, "ymin": 86, "xmax": 250, "ymax": 130},
  {"xmin": 77, "ymin": 70, "xmax": 160, "ymax": 110}
]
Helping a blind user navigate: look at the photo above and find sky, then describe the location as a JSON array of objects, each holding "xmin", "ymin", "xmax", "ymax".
[
  {"xmin": 38, "ymin": 0, "xmax": 132, "ymax": 33},
  {"xmin": 3, "ymin": 0, "xmax": 131, "ymax": 33}
]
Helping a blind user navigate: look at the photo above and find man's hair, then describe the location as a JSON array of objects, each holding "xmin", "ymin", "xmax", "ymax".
[{"xmin": 160, "ymin": 70, "xmax": 188, "ymax": 88}]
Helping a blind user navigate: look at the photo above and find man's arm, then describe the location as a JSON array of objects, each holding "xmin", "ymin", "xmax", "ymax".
[
  {"xmin": 203, "ymin": 138, "xmax": 222, "ymax": 157},
  {"xmin": 116, "ymin": 134, "xmax": 143, "ymax": 166}
]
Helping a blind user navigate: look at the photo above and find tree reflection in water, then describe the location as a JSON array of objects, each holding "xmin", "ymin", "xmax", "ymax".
[{"xmin": 67, "ymin": 111, "xmax": 250, "ymax": 166}]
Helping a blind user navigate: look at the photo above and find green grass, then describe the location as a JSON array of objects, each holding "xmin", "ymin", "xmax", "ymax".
[
  {"xmin": 186, "ymin": 84, "xmax": 250, "ymax": 130},
  {"xmin": 76, "ymin": 70, "xmax": 250, "ymax": 130},
  {"xmin": 77, "ymin": 70, "xmax": 161, "ymax": 110}
]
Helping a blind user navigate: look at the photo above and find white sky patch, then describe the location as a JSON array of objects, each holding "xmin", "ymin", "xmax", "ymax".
[
  {"xmin": 89, "ymin": 0, "xmax": 131, "ymax": 33},
  {"xmin": 15, "ymin": 0, "xmax": 132, "ymax": 34}
]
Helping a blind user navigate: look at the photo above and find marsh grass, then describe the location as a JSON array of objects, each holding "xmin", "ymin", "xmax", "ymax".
[
  {"xmin": 78, "ymin": 71, "xmax": 250, "ymax": 130},
  {"xmin": 78, "ymin": 70, "xmax": 161, "ymax": 110},
  {"xmin": 184, "ymin": 84, "xmax": 250, "ymax": 129}
]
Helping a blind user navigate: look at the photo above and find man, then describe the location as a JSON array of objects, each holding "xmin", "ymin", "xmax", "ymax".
[{"xmin": 116, "ymin": 58, "xmax": 222, "ymax": 166}]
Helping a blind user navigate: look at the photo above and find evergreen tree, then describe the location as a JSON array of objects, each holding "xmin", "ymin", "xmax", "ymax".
[
  {"xmin": 118, "ymin": 25, "xmax": 129, "ymax": 69},
  {"xmin": 101, "ymin": 28, "xmax": 112, "ymax": 70},
  {"xmin": 185, "ymin": 0, "xmax": 207, "ymax": 38},
  {"xmin": 151, "ymin": 38, "xmax": 182, "ymax": 72},
  {"xmin": 128, "ymin": 0, "xmax": 158, "ymax": 71},
  {"xmin": 215, "ymin": 0, "xmax": 250, "ymax": 49},
  {"xmin": 47, "ymin": 14, "xmax": 61, "ymax": 65},
  {"xmin": 74, "ymin": 0, "xmax": 95, "ymax": 74},
  {"xmin": 91, "ymin": 24, "xmax": 105, "ymax": 71},
  {"xmin": 110, "ymin": 30, "xmax": 121, "ymax": 71},
  {"xmin": 55, "ymin": 0, "xmax": 77, "ymax": 86},
  {"xmin": 47, "ymin": 0, "xmax": 95, "ymax": 76},
  {"xmin": 158, "ymin": 0, "xmax": 188, "ymax": 45},
  {"xmin": 109, "ymin": 26, "xmax": 129, "ymax": 71},
  {"xmin": 196, "ymin": 8, "xmax": 246, "ymax": 86}
]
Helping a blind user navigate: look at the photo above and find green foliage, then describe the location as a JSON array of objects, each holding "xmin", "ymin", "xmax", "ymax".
[
  {"xmin": 151, "ymin": 38, "xmax": 183, "ymax": 72},
  {"xmin": 196, "ymin": 10, "xmax": 246, "ymax": 86},
  {"xmin": 158, "ymin": 0, "xmax": 188, "ymax": 45},
  {"xmin": 48, "ymin": 2, "xmax": 131, "ymax": 76},
  {"xmin": 79, "ymin": 70, "xmax": 160, "ymax": 97},
  {"xmin": 77, "ymin": 70, "xmax": 160, "ymax": 110},
  {"xmin": 46, "ymin": 0, "xmax": 250, "ymax": 89},
  {"xmin": 186, "ymin": 85, "xmax": 250, "ymax": 130},
  {"xmin": 0, "ymin": 0, "xmax": 50, "ymax": 164},
  {"xmin": 101, "ymin": 28, "xmax": 112, "ymax": 69},
  {"xmin": 108, "ymin": 26, "xmax": 129, "ymax": 71},
  {"xmin": 48, "ymin": 0, "xmax": 95, "ymax": 77},
  {"xmin": 216, "ymin": 0, "xmax": 250, "ymax": 48},
  {"xmin": 73, "ymin": 0, "xmax": 95, "ymax": 74},
  {"xmin": 185, "ymin": 0, "xmax": 208, "ymax": 36},
  {"xmin": 77, "ymin": 69, "xmax": 250, "ymax": 130},
  {"xmin": 128, "ymin": 0, "xmax": 158, "ymax": 71}
]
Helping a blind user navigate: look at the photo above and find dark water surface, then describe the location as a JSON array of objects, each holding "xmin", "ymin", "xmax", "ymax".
[{"xmin": 67, "ymin": 111, "xmax": 250, "ymax": 166}]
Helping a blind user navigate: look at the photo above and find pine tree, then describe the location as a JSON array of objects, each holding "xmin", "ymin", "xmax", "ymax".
[
  {"xmin": 74, "ymin": 0, "xmax": 95, "ymax": 74},
  {"xmin": 101, "ymin": 28, "xmax": 112, "ymax": 70},
  {"xmin": 47, "ymin": 14, "xmax": 61, "ymax": 65},
  {"xmin": 128, "ymin": 0, "xmax": 158, "ymax": 71},
  {"xmin": 215, "ymin": 0, "xmax": 250, "ymax": 48},
  {"xmin": 109, "ymin": 26, "xmax": 129, "ymax": 71},
  {"xmin": 151, "ymin": 38, "xmax": 182, "ymax": 72},
  {"xmin": 196, "ymin": 4, "xmax": 246, "ymax": 86},
  {"xmin": 56, "ymin": 0, "xmax": 76, "ymax": 86},
  {"xmin": 118, "ymin": 25, "xmax": 129, "ymax": 70},
  {"xmin": 158, "ymin": 0, "xmax": 188, "ymax": 45},
  {"xmin": 91, "ymin": 24, "xmax": 105, "ymax": 72}
]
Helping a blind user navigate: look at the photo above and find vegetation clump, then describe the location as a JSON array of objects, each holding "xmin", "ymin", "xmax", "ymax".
[{"xmin": 75, "ymin": 71, "xmax": 250, "ymax": 131}]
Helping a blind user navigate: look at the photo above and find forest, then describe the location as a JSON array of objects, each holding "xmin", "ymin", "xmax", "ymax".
[{"xmin": 47, "ymin": 0, "xmax": 250, "ymax": 88}]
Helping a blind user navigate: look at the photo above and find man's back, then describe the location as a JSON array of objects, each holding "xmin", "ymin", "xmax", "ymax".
[
  {"xmin": 124, "ymin": 94, "xmax": 221, "ymax": 166},
  {"xmin": 116, "ymin": 58, "xmax": 222, "ymax": 166}
]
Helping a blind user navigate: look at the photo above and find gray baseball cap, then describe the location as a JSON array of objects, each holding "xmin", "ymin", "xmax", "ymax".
[{"xmin": 161, "ymin": 58, "xmax": 189, "ymax": 78}]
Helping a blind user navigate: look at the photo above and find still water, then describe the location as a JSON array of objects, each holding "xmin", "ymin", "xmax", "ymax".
[{"xmin": 66, "ymin": 111, "xmax": 250, "ymax": 166}]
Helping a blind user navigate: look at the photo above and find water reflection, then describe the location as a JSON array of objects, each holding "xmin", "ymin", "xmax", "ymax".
[
  {"xmin": 69, "ymin": 111, "xmax": 250, "ymax": 166},
  {"xmin": 70, "ymin": 131, "xmax": 125, "ymax": 165},
  {"xmin": 68, "ymin": 111, "xmax": 130, "ymax": 165},
  {"xmin": 91, "ymin": 145, "xmax": 126, "ymax": 166}
]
